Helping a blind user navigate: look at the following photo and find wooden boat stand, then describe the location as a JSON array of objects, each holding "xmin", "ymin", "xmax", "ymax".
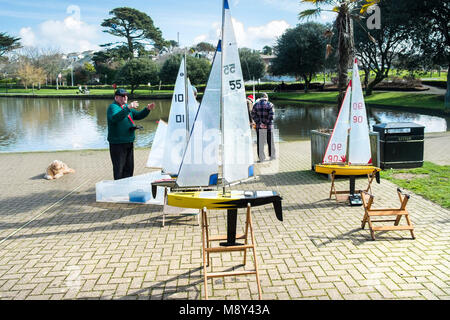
[
  {"xmin": 360, "ymin": 188, "xmax": 415, "ymax": 240},
  {"xmin": 329, "ymin": 169, "xmax": 378, "ymax": 203},
  {"xmin": 161, "ymin": 187, "xmax": 200, "ymax": 227},
  {"xmin": 200, "ymin": 203, "xmax": 262, "ymax": 300}
]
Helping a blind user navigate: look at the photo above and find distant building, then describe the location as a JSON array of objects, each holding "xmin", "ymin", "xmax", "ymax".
[
  {"xmin": 153, "ymin": 47, "xmax": 215, "ymax": 65},
  {"xmin": 259, "ymin": 54, "xmax": 296, "ymax": 82},
  {"xmin": 260, "ymin": 54, "xmax": 276, "ymax": 72},
  {"xmin": 62, "ymin": 50, "xmax": 95, "ymax": 68}
]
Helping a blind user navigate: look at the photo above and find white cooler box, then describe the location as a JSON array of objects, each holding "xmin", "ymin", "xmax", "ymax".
[{"xmin": 96, "ymin": 171, "xmax": 169, "ymax": 205}]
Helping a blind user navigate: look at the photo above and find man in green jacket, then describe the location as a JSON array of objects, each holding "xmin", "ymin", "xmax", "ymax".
[{"xmin": 107, "ymin": 88, "xmax": 156, "ymax": 180}]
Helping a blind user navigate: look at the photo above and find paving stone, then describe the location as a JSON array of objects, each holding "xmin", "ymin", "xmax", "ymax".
[{"xmin": 0, "ymin": 135, "xmax": 449, "ymax": 300}]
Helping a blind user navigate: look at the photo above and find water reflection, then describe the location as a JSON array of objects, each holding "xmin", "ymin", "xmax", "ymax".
[
  {"xmin": 0, "ymin": 97, "xmax": 448, "ymax": 152},
  {"xmin": 368, "ymin": 107, "xmax": 448, "ymax": 133}
]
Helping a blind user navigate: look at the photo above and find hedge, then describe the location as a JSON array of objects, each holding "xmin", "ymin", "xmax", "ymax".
[{"xmin": 421, "ymin": 80, "xmax": 447, "ymax": 89}]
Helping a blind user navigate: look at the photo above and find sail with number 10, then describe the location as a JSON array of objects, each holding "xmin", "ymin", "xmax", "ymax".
[{"xmin": 146, "ymin": 56, "xmax": 198, "ymax": 174}]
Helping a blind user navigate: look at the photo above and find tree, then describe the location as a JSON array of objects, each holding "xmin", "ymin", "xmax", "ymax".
[
  {"xmin": 83, "ymin": 62, "xmax": 96, "ymax": 83},
  {"xmin": 36, "ymin": 49, "xmax": 64, "ymax": 85},
  {"xmin": 262, "ymin": 46, "xmax": 273, "ymax": 56},
  {"xmin": 101, "ymin": 7, "xmax": 166, "ymax": 60},
  {"xmin": 115, "ymin": 57, "xmax": 159, "ymax": 93},
  {"xmin": 17, "ymin": 62, "xmax": 45, "ymax": 90},
  {"xmin": 8, "ymin": 47, "xmax": 65, "ymax": 85},
  {"xmin": 402, "ymin": 0, "xmax": 450, "ymax": 109},
  {"xmin": 299, "ymin": 0, "xmax": 379, "ymax": 106},
  {"xmin": 92, "ymin": 49, "xmax": 126, "ymax": 84},
  {"xmin": 354, "ymin": 0, "xmax": 412, "ymax": 95},
  {"xmin": 159, "ymin": 54, "xmax": 211, "ymax": 85},
  {"xmin": 270, "ymin": 22, "xmax": 327, "ymax": 92},
  {"xmin": 239, "ymin": 48, "xmax": 266, "ymax": 81},
  {"xmin": 0, "ymin": 32, "xmax": 21, "ymax": 57},
  {"xmin": 68, "ymin": 66, "xmax": 89, "ymax": 85},
  {"xmin": 194, "ymin": 42, "xmax": 215, "ymax": 53}
]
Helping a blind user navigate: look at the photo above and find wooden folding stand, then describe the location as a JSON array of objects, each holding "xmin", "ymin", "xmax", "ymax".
[
  {"xmin": 329, "ymin": 170, "xmax": 378, "ymax": 202},
  {"xmin": 360, "ymin": 188, "xmax": 415, "ymax": 240},
  {"xmin": 200, "ymin": 203, "xmax": 262, "ymax": 300},
  {"xmin": 161, "ymin": 187, "xmax": 200, "ymax": 227}
]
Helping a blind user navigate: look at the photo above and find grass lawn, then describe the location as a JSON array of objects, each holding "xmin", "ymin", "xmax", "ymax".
[
  {"xmin": 270, "ymin": 91, "xmax": 445, "ymax": 111},
  {"xmin": 380, "ymin": 161, "xmax": 450, "ymax": 208},
  {"xmin": 0, "ymin": 88, "xmax": 174, "ymax": 97}
]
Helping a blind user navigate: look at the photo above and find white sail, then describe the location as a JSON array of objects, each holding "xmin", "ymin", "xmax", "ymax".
[
  {"xmin": 162, "ymin": 57, "xmax": 199, "ymax": 175},
  {"xmin": 186, "ymin": 77, "xmax": 199, "ymax": 127},
  {"xmin": 322, "ymin": 82, "xmax": 351, "ymax": 164},
  {"xmin": 146, "ymin": 120, "xmax": 168, "ymax": 168},
  {"xmin": 221, "ymin": 0, "xmax": 254, "ymax": 183},
  {"xmin": 348, "ymin": 58, "xmax": 372, "ymax": 165},
  {"xmin": 176, "ymin": 42, "xmax": 222, "ymax": 187}
]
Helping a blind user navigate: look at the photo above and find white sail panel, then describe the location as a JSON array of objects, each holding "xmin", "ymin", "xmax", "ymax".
[
  {"xmin": 221, "ymin": 1, "xmax": 254, "ymax": 184},
  {"xmin": 348, "ymin": 59, "xmax": 372, "ymax": 165},
  {"xmin": 176, "ymin": 42, "xmax": 222, "ymax": 187},
  {"xmin": 322, "ymin": 82, "xmax": 351, "ymax": 164},
  {"xmin": 187, "ymin": 77, "xmax": 199, "ymax": 129},
  {"xmin": 162, "ymin": 57, "xmax": 195, "ymax": 175},
  {"xmin": 146, "ymin": 120, "xmax": 168, "ymax": 168}
]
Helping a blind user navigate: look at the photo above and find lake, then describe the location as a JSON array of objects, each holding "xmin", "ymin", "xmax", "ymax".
[{"xmin": 0, "ymin": 97, "xmax": 448, "ymax": 153}]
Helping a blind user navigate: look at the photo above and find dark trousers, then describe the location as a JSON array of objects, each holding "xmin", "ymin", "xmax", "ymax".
[
  {"xmin": 109, "ymin": 142, "xmax": 134, "ymax": 180},
  {"xmin": 256, "ymin": 128, "xmax": 274, "ymax": 161}
]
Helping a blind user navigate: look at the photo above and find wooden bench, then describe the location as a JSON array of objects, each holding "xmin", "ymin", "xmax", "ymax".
[{"xmin": 360, "ymin": 188, "xmax": 415, "ymax": 240}]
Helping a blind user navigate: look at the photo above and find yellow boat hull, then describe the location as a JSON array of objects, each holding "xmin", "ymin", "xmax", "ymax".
[
  {"xmin": 167, "ymin": 190, "xmax": 283, "ymax": 221},
  {"xmin": 315, "ymin": 164, "xmax": 381, "ymax": 176}
]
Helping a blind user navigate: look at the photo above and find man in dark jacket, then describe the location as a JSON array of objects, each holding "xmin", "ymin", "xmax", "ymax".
[
  {"xmin": 107, "ymin": 88, "xmax": 155, "ymax": 180},
  {"xmin": 251, "ymin": 92, "xmax": 275, "ymax": 162}
]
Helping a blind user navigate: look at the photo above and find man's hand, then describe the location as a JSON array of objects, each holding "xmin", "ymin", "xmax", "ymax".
[
  {"xmin": 260, "ymin": 123, "xmax": 267, "ymax": 129},
  {"xmin": 128, "ymin": 101, "xmax": 139, "ymax": 109},
  {"xmin": 147, "ymin": 102, "xmax": 156, "ymax": 111}
]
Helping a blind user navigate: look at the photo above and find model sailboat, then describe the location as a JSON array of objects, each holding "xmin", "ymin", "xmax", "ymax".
[
  {"xmin": 315, "ymin": 58, "xmax": 381, "ymax": 176},
  {"xmin": 165, "ymin": 0, "xmax": 282, "ymax": 221}
]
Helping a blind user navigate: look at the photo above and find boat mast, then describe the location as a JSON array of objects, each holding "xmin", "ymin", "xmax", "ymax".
[
  {"xmin": 220, "ymin": 0, "xmax": 226, "ymax": 194},
  {"xmin": 184, "ymin": 50, "xmax": 190, "ymax": 145}
]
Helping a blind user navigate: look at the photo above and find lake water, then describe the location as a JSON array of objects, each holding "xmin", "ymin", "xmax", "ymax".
[{"xmin": 0, "ymin": 97, "xmax": 448, "ymax": 153}]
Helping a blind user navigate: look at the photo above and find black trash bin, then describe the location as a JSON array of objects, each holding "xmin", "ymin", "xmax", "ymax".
[{"xmin": 373, "ymin": 122, "xmax": 424, "ymax": 169}]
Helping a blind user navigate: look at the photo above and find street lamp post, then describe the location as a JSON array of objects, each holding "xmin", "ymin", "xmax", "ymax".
[{"xmin": 70, "ymin": 64, "xmax": 74, "ymax": 87}]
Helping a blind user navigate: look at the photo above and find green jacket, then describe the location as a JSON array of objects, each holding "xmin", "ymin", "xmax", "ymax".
[{"xmin": 107, "ymin": 101, "xmax": 150, "ymax": 144}]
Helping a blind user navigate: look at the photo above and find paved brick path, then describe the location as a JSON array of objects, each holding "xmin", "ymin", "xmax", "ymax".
[{"xmin": 0, "ymin": 133, "xmax": 448, "ymax": 300}]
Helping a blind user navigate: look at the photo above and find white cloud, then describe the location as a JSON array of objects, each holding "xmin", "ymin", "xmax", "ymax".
[
  {"xmin": 193, "ymin": 34, "xmax": 207, "ymax": 44},
  {"xmin": 19, "ymin": 27, "xmax": 36, "ymax": 47},
  {"xmin": 193, "ymin": 18, "xmax": 290, "ymax": 50},
  {"xmin": 18, "ymin": 5, "xmax": 101, "ymax": 53},
  {"xmin": 246, "ymin": 20, "xmax": 291, "ymax": 47}
]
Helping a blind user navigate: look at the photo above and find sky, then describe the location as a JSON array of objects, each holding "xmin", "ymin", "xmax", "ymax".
[{"xmin": 0, "ymin": 0, "xmax": 335, "ymax": 54}]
